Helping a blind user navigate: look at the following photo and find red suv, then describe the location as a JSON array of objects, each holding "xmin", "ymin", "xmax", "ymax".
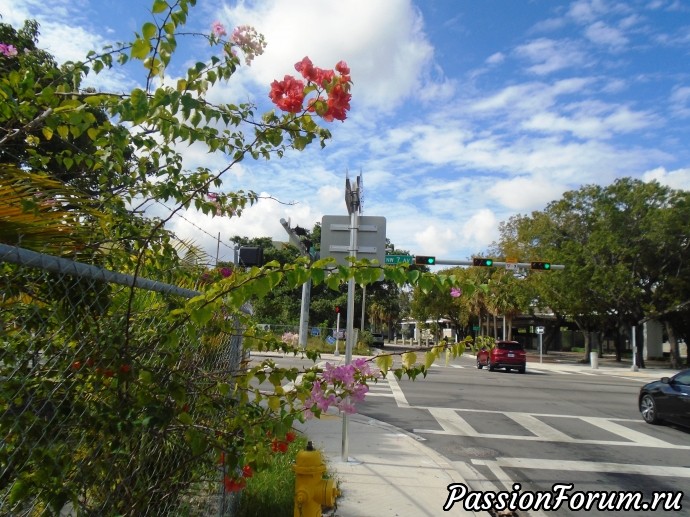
[{"xmin": 476, "ymin": 340, "xmax": 526, "ymax": 374}]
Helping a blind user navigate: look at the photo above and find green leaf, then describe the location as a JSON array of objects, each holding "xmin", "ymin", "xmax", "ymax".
[
  {"xmin": 131, "ymin": 38, "xmax": 151, "ymax": 60},
  {"xmin": 152, "ymin": 0, "xmax": 168, "ymax": 13},
  {"xmin": 375, "ymin": 354, "xmax": 393, "ymax": 375},
  {"xmin": 142, "ymin": 22, "xmax": 157, "ymax": 40},
  {"xmin": 190, "ymin": 304, "xmax": 214, "ymax": 325},
  {"xmin": 402, "ymin": 352, "xmax": 417, "ymax": 369}
]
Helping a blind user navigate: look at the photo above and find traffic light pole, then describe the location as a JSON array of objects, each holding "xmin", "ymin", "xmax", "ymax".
[{"xmin": 428, "ymin": 259, "xmax": 565, "ymax": 269}]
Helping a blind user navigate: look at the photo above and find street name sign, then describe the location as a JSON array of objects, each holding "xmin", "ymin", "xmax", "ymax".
[{"xmin": 385, "ymin": 255, "xmax": 413, "ymax": 265}]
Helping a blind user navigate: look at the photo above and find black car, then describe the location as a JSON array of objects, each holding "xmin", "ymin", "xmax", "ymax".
[{"xmin": 639, "ymin": 369, "xmax": 690, "ymax": 427}]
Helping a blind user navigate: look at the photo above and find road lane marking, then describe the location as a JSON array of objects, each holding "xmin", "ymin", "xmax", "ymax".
[
  {"xmin": 504, "ymin": 412, "xmax": 572, "ymax": 441},
  {"xmin": 386, "ymin": 370, "xmax": 410, "ymax": 408},
  {"xmin": 412, "ymin": 408, "xmax": 690, "ymax": 449},
  {"xmin": 579, "ymin": 416, "xmax": 674, "ymax": 448},
  {"xmin": 471, "ymin": 459, "xmax": 551, "ymax": 517},
  {"xmin": 492, "ymin": 457, "xmax": 690, "ymax": 478},
  {"xmin": 427, "ymin": 407, "xmax": 479, "ymax": 436}
]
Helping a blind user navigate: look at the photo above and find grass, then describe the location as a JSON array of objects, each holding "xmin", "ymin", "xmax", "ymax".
[
  {"xmin": 249, "ymin": 334, "xmax": 373, "ymax": 356},
  {"xmin": 236, "ymin": 435, "xmax": 338, "ymax": 517}
]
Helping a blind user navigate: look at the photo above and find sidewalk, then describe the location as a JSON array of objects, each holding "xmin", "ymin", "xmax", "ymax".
[
  {"xmin": 522, "ymin": 350, "xmax": 683, "ymax": 381},
  {"xmin": 295, "ymin": 407, "xmax": 482, "ymax": 517}
]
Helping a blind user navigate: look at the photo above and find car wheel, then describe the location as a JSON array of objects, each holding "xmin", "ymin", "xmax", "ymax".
[
  {"xmin": 488, "ymin": 361, "xmax": 495, "ymax": 372},
  {"xmin": 518, "ymin": 366, "xmax": 526, "ymax": 374},
  {"xmin": 477, "ymin": 360, "xmax": 483, "ymax": 369},
  {"xmin": 640, "ymin": 394, "xmax": 660, "ymax": 424}
]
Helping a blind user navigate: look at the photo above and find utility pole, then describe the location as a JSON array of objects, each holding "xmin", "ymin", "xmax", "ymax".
[{"xmin": 279, "ymin": 218, "xmax": 312, "ymax": 349}]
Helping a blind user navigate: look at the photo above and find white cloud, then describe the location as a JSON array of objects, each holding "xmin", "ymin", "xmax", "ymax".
[
  {"xmin": 643, "ymin": 166, "xmax": 690, "ymax": 191},
  {"xmin": 585, "ymin": 21, "xmax": 629, "ymax": 49},
  {"xmin": 488, "ymin": 177, "xmax": 567, "ymax": 211},
  {"xmin": 514, "ymin": 38, "xmax": 587, "ymax": 75},
  {"xmin": 486, "ymin": 52, "xmax": 505, "ymax": 65},
  {"xmin": 462, "ymin": 209, "xmax": 500, "ymax": 251},
  {"xmin": 669, "ymin": 86, "xmax": 690, "ymax": 117}
]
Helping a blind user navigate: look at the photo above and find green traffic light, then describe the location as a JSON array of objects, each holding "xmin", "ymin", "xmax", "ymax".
[
  {"xmin": 473, "ymin": 257, "xmax": 493, "ymax": 267},
  {"xmin": 415, "ymin": 255, "xmax": 436, "ymax": 265}
]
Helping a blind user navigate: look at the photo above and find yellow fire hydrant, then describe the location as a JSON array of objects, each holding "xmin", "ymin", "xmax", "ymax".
[{"xmin": 293, "ymin": 441, "xmax": 340, "ymax": 517}]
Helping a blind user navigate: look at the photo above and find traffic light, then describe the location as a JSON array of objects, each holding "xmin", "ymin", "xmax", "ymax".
[
  {"xmin": 335, "ymin": 306, "xmax": 341, "ymax": 314},
  {"xmin": 238, "ymin": 246, "xmax": 264, "ymax": 266},
  {"xmin": 473, "ymin": 257, "xmax": 494, "ymax": 267},
  {"xmin": 415, "ymin": 255, "xmax": 436, "ymax": 265},
  {"xmin": 531, "ymin": 261, "xmax": 551, "ymax": 270}
]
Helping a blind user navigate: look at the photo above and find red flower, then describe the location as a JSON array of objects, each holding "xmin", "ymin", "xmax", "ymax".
[
  {"xmin": 223, "ymin": 475, "xmax": 246, "ymax": 492},
  {"xmin": 119, "ymin": 364, "xmax": 131, "ymax": 374},
  {"xmin": 269, "ymin": 75, "xmax": 305, "ymax": 113},
  {"xmin": 335, "ymin": 60, "xmax": 350, "ymax": 75},
  {"xmin": 242, "ymin": 465, "xmax": 253, "ymax": 478},
  {"xmin": 71, "ymin": 361, "xmax": 82, "ymax": 371},
  {"xmin": 277, "ymin": 441, "xmax": 289, "ymax": 453},
  {"xmin": 285, "ymin": 431, "xmax": 296, "ymax": 443}
]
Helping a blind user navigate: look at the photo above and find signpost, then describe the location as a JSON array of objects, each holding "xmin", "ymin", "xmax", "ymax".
[
  {"xmin": 385, "ymin": 255, "xmax": 413, "ymax": 265},
  {"xmin": 536, "ymin": 326, "xmax": 545, "ymax": 363}
]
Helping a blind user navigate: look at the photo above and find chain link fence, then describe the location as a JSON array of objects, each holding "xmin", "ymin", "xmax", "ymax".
[{"xmin": 1, "ymin": 244, "xmax": 247, "ymax": 516}]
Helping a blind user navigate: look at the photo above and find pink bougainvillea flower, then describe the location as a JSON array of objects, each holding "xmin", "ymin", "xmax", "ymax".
[
  {"xmin": 0, "ymin": 43, "xmax": 18, "ymax": 57},
  {"xmin": 231, "ymin": 25, "xmax": 266, "ymax": 65},
  {"xmin": 211, "ymin": 21, "xmax": 227, "ymax": 38},
  {"xmin": 450, "ymin": 287, "xmax": 462, "ymax": 298}
]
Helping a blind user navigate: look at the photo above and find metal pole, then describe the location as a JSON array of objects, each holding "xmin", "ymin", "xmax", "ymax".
[
  {"xmin": 342, "ymin": 209, "xmax": 358, "ymax": 462},
  {"xmin": 539, "ymin": 333, "xmax": 543, "ymax": 364},
  {"xmin": 298, "ymin": 280, "xmax": 311, "ymax": 349},
  {"xmin": 360, "ymin": 284, "xmax": 366, "ymax": 333},
  {"xmin": 631, "ymin": 325, "xmax": 638, "ymax": 371},
  {"xmin": 335, "ymin": 312, "xmax": 341, "ymax": 356}
]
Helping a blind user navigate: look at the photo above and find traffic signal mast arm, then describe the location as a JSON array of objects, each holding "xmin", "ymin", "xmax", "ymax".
[{"xmin": 416, "ymin": 258, "xmax": 565, "ymax": 270}]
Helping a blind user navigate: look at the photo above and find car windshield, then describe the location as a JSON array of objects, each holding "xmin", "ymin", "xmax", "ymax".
[{"xmin": 497, "ymin": 343, "xmax": 523, "ymax": 351}]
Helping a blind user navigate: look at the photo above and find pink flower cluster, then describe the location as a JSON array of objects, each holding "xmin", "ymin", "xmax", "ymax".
[
  {"xmin": 269, "ymin": 56, "xmax": 352, "ymax": 122},
  {"xmin": 211, "ymin": 21, "xmax": 227, "ymax": 38},
  {"xmin": 304, "ymin": 358, "xmax": 380, "ymax": 417},
  {"xmin": 231, "ymin": 25, "xmax": 266, "ymax": 65},
  {"xmin": 281, "ymin": 332, "xmax": 299, "ymax": 346},
  {"xmin": 210, "ymin": 22, "xmax": 265, "ymax": 66},
  {"xmin": 0, "ymin": 43, "xmax": 18, "ymax": 57},
  {"xmin": 450, "ymin": 287, "xmax": 462, "ymax": 298}
]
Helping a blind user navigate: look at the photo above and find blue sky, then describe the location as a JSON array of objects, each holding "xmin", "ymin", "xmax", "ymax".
[{"xmin": 2, "ymin": 0, "xmax": 690, "ymax": 266}]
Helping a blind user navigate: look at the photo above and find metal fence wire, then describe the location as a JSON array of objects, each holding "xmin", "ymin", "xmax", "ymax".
[{"xmin": 0, "ymin": 244, "xmax": 247, "ymax": 516}]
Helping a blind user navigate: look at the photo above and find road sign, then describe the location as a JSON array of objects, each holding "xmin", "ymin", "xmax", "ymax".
[
  {"xmin": 320, "ymin": 215, "xmax": 386, "ymax": 266},
  {"xmin": 385, "ymin": 255, "xmax": 413, "ymax": 265},
  {"xmin": 536, "ymin": 326, "xmax": 545, "ymax": 334},
  {"xmin": 505, "ymin": 257, "xmax": 518, "ymax": 270}
]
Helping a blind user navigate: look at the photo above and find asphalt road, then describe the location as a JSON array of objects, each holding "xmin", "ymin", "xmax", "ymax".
[{"xmin": 355, "ymin": 352, "xmax": 690, "ymax": 517}]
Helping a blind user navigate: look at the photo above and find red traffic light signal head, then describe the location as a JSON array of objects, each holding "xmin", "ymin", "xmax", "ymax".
[
  {"xmin": 531, "ymin": 261, "xmax": 551, "ymax": 270},
  {"xmin": 335, "ymin": 306, "xmax": 340, "ymax": 313}
]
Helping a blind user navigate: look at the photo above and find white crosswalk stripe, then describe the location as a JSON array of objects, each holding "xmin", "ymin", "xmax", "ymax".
[{"xmin": 412, "ymin": 407, "xmax": 690, "ymax": 449}]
